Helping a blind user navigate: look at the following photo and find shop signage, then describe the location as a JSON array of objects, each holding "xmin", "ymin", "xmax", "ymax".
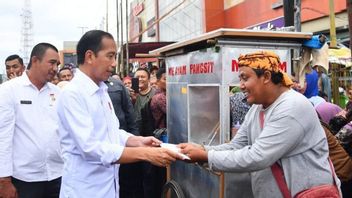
[
  {"xmin": 247, "ymin": 16, "xmax": 284, "ymax": 30},
  {"xmin": 133, "ymin": 3, "xmax": 144, "ymax": 16}
]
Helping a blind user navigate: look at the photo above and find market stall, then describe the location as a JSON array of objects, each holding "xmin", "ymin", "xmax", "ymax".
[{"xmin": 150, "ymin": 28, "xmax": 312, "ymax": 198}]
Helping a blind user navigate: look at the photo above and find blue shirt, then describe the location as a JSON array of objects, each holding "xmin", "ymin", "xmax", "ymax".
[{"xmin": 304, "ymin": 69, "xmax": 319, "ymax": 98}]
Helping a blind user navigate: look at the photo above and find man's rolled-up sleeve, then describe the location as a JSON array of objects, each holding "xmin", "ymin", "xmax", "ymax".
[{"xmin": 57, "ymin": 91, "xmax": 126, "ymax": 167}]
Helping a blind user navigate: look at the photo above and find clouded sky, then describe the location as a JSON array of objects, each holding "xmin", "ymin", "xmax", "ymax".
[{"xmin": 0, "ymin": 0, "xmax": 119, "ymax": 74}]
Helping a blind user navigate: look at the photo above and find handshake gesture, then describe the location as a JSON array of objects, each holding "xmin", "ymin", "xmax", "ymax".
[
  {"xmin": 122, "ymin": 136, "xmax": 209, "ymax": 167},
  {"xmin": 177, "ymin": 143, "xmax": 208, "ymax": 163},
  {"xmin": 147, "ymin": 142, "xmax": 208, "ymax": 166}
]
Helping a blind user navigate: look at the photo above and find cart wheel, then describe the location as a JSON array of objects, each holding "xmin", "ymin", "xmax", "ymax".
[{"xmin": 161, "ymin": 180, "xmax": 185, "ymax": 198}]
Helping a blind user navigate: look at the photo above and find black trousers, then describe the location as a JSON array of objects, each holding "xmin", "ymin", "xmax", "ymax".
[
  {"xmin": 341, "ymin": 179, "xmax": 352, "ymax": 198},
  {"xmin": 12, "ymin": 177, "xmax": 61, "ymax": 198},
  {"xmin": 143, "ymin": 163, "xmax": 166, "ymax": 198},
  {"xmin": 119, "ymin": 162, "xmax": 144, "ymax": 198}
]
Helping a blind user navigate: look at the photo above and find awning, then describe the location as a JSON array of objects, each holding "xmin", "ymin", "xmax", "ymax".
[
  {"xmin": 329, "ymin": 45, "xmax": 352, "ymax": 66},
  {"xmin": 123, "ymin": 42, "xmax": 174, "ymax": 59}
]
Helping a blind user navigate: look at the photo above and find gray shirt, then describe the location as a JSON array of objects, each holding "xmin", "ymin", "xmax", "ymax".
[
  {"xmin": 134, "ymin": 88, "xmax": 156, "ymax": 130},
  {"xmin": 207, "ymin": 89, "xmax": 338, "ymax": 198}
]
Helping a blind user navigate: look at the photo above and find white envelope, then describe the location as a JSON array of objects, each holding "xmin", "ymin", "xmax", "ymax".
[{"xmin": 160, "ymin": 143, "xmax": 191, "ymax": 160}]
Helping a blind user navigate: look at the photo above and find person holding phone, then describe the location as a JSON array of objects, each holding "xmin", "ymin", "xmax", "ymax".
[
  {"xmin": 131, "ymin": 77, "xmax": 139, "ymax": 93},
  {"xmin": 133, "ymin": 67, "xmax": 156, "ymax": 129}
]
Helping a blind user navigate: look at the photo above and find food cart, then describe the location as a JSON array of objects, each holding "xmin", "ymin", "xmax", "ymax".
[{"xmin": 150, "ymin": 28, "xmax": 312, "ymax": 198}]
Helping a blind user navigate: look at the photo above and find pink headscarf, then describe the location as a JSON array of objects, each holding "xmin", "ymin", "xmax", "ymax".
[{"xmin": 315, "ymin": 102, "xmax": 343, "ymax": 124}]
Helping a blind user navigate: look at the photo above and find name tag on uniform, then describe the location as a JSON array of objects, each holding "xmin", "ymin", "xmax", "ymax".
[{"xmin": 20, "ymin": 100, "xmax": 32, "ymax": 104}]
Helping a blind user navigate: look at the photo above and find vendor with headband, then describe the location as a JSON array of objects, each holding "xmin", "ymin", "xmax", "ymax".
[{"xmin": 179, "ymin": 51, "xmax": 340, "ymax": 198}]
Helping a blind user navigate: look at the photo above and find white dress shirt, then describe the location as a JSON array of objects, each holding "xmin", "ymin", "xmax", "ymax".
[
  {"xmin": 57, "ymin": 70, "xmax": 132, "ymax": 198},
  {"xmin": 0, "ymin": 72, "xmax": 63, "ymax": 181}
]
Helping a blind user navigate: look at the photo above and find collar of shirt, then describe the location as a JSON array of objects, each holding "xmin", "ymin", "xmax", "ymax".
[
  {"xmin": 75, "ymin": 69, "xmax": 108, "ymax": 96},
  {"xmin": 20, "ymin": 71, "xmax": 50, "ymax": 92}
]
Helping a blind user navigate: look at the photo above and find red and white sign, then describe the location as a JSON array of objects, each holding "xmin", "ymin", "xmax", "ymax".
[{"xmin": 166, "ymin": 47, "xmax": 291, "ymax": 84}]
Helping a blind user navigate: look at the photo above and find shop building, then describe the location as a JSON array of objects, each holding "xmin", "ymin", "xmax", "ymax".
[{"xmin": 124, "ymin": 0, "xmax": 348, "ymax": 44}]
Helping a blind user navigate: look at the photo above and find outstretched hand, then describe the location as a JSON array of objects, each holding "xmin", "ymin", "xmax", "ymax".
[
  {"xmin": 126, "ymin": 136, "xmax": 162, "ymax": 147},
  {"xmin": 140, "ymin": 136, "xmax": 162, "ymax": 147},
  {"xmin": 146, "ymin": 147, "xmax": 177, "ymax": 167},
  {"xmin": 178, "ymin": 143, "xmax": 208, "ymax": 163}
]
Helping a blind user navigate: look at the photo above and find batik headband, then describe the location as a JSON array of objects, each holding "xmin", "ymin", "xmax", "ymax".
[{"xmin": 238, "ymin": 51, "xmax": 293, "ymax": 87}]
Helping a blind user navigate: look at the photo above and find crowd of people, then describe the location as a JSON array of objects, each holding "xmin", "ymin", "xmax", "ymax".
[{"xmin": 0, "ymin": 29, "xmax": 351, "ymax": 198}]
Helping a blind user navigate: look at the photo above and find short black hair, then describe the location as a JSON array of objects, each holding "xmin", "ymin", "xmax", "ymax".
[
  {"xmin": 136, "ymin": 67, "xmax": 150, "ymax": 79},
  {"xmin": 252, "ymin": 68, "xmax": 283, "ymax": 85},
  {"xmin": 150, "ymin": 65, "xmax": 159, "ymax": 72},
  {"xmin": 329, "ymin": 108, "xmax": 352, "ymax": 135},
  {"xmin": 329, "ymin": 116, "xmax": 348, "ymax": 135},
  {"xmin": 58, "ymin": 67, "xmax": 72, "ymax": 74},
  {"xmin": 5, "ymin": 54, "xmax": 24, "ymax": 66},
  {"xmin": 27, "ymin": 43, "xmax": 58, "ymax": 70},
  {"xmin": 76, "ymin": 30, "xmax": 114, "ymax": 65},
  {"xmin": 156, "ymin": 67, "xmax": 166, "ymax": 80}
]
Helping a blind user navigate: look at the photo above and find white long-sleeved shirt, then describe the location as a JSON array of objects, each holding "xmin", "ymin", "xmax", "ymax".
[
  {"xmin": 57, "ymin": 70, "xmax": 131, "ymax": 198},
  {"xmin": 0, "ymin": 72, "xmax": 63, "ymax": 181}
]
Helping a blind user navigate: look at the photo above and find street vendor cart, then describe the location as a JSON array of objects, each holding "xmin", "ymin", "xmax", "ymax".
[{"xmin": 150, "ymin": 28, "xmax": 312, "ymax": 198}]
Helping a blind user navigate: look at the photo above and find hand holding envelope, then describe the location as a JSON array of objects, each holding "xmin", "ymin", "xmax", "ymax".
[
  {"xmin": 160, "ymin": 143, "xmax": 191, "ymax": 160},
  {"xmin": 177, "ymin": 143, "xmax": 208, "ymax": 163}
]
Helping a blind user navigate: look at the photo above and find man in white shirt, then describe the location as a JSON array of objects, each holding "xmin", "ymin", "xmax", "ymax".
[
  {"xmin": 56, "ymin": 30, "xmax": 178, "ymax": 198},
  {"xmin": 5, "ymin": 54, "xmax": 25, "ymax": 80},
  {"xmin": 0, "ymin": 43, "xmax": 63, "ymax": 198}
]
